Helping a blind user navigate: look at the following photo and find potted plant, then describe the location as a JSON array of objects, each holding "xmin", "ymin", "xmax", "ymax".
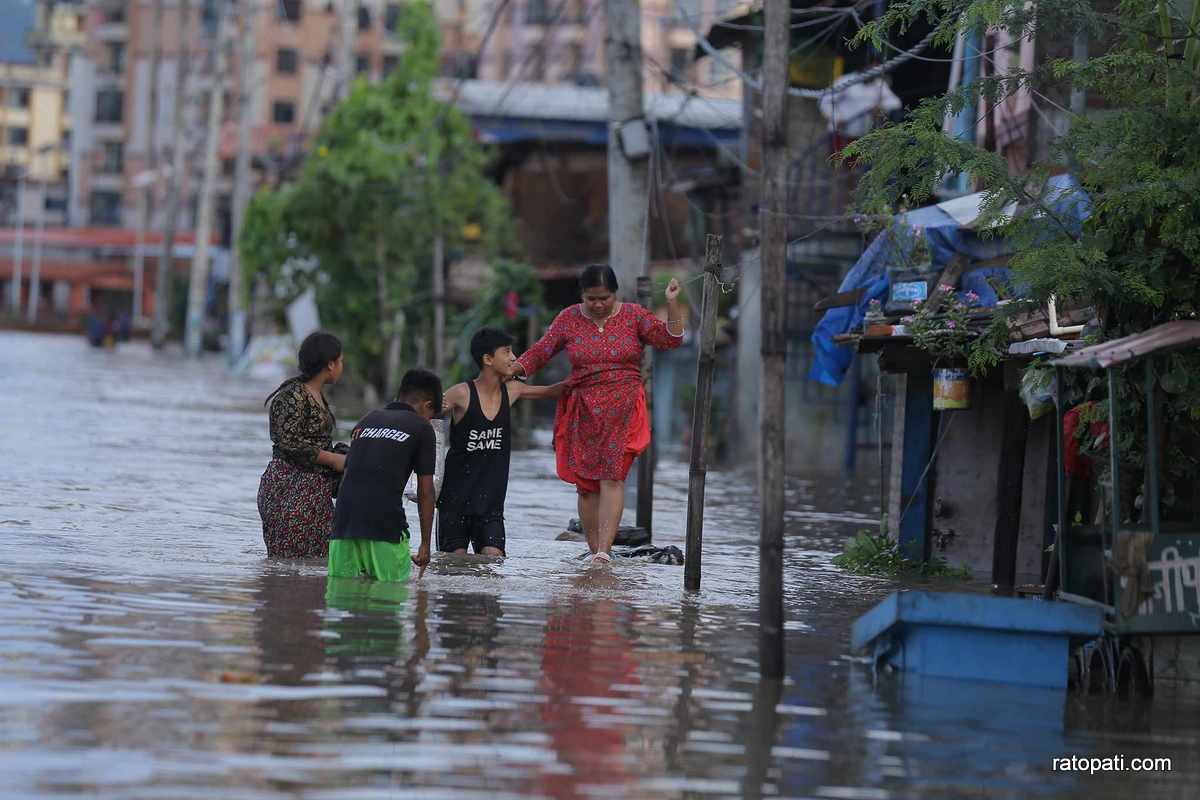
[{"xmin": 903, "ymin": 287, "xmax": 982, "ymax": 409}]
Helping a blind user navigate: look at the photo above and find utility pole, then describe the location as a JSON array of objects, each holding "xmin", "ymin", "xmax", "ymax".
[
  {"xmin": 337, "ymin": 0, "xmax": 356, "ymax": 102},
  {"xmin": 759, "ymin": 0, "xmax": 789, "ymax": 679},
  {"xmin": 228, "ymin": 0, "xmax": 259, "ymax": 361},
  {"xmin": 432, "ymin": 233, "xmax": 445, "ymax": 372},
  {"xmin": 153, "ymin": 0, "xmax": 195, "ymax": 347},
  {"xmin": 137, "ymin": 0, "xmax": 165, "ymax": 325},
  {"xmin": 684, "ymin": 236, "xmax": 722, "ymax": 592},
  {"xmin": 8, "ymin": 169, "xmax": 25, "ymax": 316},
  {"xmin": 25, "ymin": 175, "xmax": 47, "ymax": 323},
  {"xmin": 604, "ymin": 0, "xmax": 650, "ymax": 298},
  {"xmin": 186, "ymin": 1, "xmax": 232, "ymax": 356},
  {"xmin": 635, "ymin": 274, "xmax": 655, "ymax": 537}
]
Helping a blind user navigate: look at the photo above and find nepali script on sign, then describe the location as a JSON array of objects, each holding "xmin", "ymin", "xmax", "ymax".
[{"xmin": 1137, "ymin": 545, "xmax": 1200, "ymax": 626}]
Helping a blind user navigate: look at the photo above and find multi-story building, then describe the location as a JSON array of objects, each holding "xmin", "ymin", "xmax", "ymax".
[
  {"xmin": 0, "ymin": 0, "xmax": 84, "ymax": 227},
  {"xmin": 479, "ymin": 0, "xmax": 742, "ymax": 99},
  {"xmin": 59, "ymin": 0, "xmax": 741, "ymax": 233}
]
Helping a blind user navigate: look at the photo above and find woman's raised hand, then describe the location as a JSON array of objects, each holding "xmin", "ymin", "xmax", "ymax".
[{"xmin": 665, "ymin": 278, "xmax": 681, "ymax": 302}]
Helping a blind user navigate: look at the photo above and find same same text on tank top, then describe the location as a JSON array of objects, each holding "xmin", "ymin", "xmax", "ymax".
[{"xmin": 465, "ymin": 427, "xmax": 504, "ymax": 452}]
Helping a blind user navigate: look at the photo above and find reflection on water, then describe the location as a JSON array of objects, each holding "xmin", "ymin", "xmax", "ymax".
[{"xmin": 2, "ymin": 332, "xmax": 1199, "ymax": 799}]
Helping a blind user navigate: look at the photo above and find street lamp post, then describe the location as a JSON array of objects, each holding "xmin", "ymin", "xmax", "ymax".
[
  {"xmin": 131, "ymin": 168, "xmax": 168, "ymax": 325},
  {"xmin": 8, "ymin": 169, "xmax": 26, "ymax": 317},
  {"xmin": 25, "ymin": 144, "xmax": 58, "ymax": 325}
]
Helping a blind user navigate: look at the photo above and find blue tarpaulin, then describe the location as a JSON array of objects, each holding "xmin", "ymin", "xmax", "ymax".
[{"xmin": 809, "ymin": 175, "xmax": 1091, "ymax": 386}]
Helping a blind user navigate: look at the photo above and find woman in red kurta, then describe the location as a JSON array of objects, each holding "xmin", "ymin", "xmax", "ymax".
[{"xmin": 516, "ymin": 265, "xmax": 684, "ymax": 564}]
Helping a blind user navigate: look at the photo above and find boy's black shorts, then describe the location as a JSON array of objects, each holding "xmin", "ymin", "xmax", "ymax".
[{"xmin": 438, "ymin": 510, "xmax": 506, "ymax": 555}]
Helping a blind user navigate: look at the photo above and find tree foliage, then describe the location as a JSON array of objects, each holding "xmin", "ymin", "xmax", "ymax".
[
  {"xmin": 842, "ymin": 0, "xmax": 1200, "ymax": 514},
  {"xmin": 238, "ymin": 0, "xmax": 521, "ymax": 395},
  {"xmin": 447, "ymin": 259, "xmax": 545, "ymax": 385}
]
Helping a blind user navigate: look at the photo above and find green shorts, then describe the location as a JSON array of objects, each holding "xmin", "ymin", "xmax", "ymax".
[{"xmin": 327, "ymin": 537, "xmax": 412, "ymax": 583}]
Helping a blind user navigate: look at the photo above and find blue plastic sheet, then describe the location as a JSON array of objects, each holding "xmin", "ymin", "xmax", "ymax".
[{"xmin": 808, "ymin": 175, "xmax": 1091, "ymax": 386}]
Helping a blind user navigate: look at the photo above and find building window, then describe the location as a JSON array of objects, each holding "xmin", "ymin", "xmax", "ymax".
[
  {"xmin": 101, "ymin": 142, "xmax": 124, "ymax": 173},
  {"xmin": 567, "ymin": 42, "xmax": 584, "ymax": 76},
  {"xmin": 89, "ymin": 191, "xmax": 122, "ymax": 226},
  {"xmin": 669, "ymin": 48, "xmax": 690, "ymax": 84},
  {"xmin": 357, "ymin": 5, "xmax": 371, "ymax": 31},
  {"xmin": 7, "ymin": 87, "xmax": 31, "ymax": 109},
  {"xmin": 278, "ymin": 0, "xmax": 302, "ymax": 23},
  {"xmin": 382, "ymin": 55, "xmax": 398, "ymax": 76},
  {"xmin": 356, "ymin": 53, "xmax": 370, "ymax": 75},
  {"xmin": 272, "ymin": 100, "xmax": 296, "ymax": 124},
  {"xmin": 95, "ymin": 90, "xmax": 123, "ymax": 123},
  {"xmin": 276, "ymin": 47, "xmax": 298, "ymax": 74},
  {"xmin": 385, "ymin": 3, "xmax": 400, "ymax": 31},
  {"xmin": 105, "ymin": 7, "xmax": 126, "ymax": 24},
  {"xmin": 7, "ymin": 127, "xmax": 28, "ymax": 147},
  {"xmin": 527, "ymin": 0, "xmax": 551, "ymax": 24},
  {"xmin": 529, "ymin": 43, "xmax": 546, "ymax": 81},
  {"xmin": 107, "ymin": 42, "xmax": 125, "ymax": 72}
]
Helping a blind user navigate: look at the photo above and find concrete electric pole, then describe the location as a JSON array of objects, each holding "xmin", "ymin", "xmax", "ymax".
[
  {"xmin": 759, "ymin": 0, "xmax": 790, "ymax": 680},
  {"xmin": 185, "ymin": 1, "xmax": 232, "ymax": 356},
  {"xmin": 604, "ymin": 0, "xmax": 651, "ymax": 298},
  {"xmin": 152, "ymin": 0, "xmax": 194, "ymax": 348},
  {"xmin": 227, "ymin": 0, "xmax": 259, "ymax": 361}
]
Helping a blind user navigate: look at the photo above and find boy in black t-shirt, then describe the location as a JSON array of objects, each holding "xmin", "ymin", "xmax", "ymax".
[
  {"xmin": 328, "ymin": 369, "xmax": 443, "ymax": 581},
  {"xmin": 438, "ymin": 329, "xmax": 562, "ymax": 556}
]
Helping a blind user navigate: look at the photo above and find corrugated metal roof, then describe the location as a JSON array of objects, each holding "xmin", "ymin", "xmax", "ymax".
[
  {"xmin": 439, "ymin": 79, "xmax": 742, "ymax": 131},
  {"xmin": 1052, "ymin": 321, "xmax": 1200, "ymax": 369}
]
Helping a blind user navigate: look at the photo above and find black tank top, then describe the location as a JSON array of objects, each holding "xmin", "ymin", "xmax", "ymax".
[{"xmin": 438, "ymin": 380, "xmax": 511, "ymax": 515}]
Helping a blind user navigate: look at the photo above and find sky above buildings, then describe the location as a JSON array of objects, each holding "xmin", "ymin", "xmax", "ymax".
[{"xmin": 0, "ymin": 0, "xmax": 36, "ymax": 64}]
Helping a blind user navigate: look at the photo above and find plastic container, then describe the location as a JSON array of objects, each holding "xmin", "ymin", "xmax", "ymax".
[{"xmin": 932, "ymin": 367, "xmax": 971, "ymax": 410}]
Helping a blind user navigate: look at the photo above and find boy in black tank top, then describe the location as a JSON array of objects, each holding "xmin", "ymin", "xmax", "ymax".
[{"xmin": 439, "ymin": 328, "xmax": 562, "ymax": 556}]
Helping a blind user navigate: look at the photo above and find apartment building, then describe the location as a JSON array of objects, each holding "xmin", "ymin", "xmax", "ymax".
[
  {"xmin": 55, "ymin": 0, "xmax": 739, "ymax": 234},
  {"xmin": 479, "ymin": 0, "xmax": 742, "ymax": 99},
  {"xmin": 0, "ymin": 0, "xmax": 84, "ymax": 227},
  {"xmin": 61, "ymin": 0, "xmax": 476, "ymax": 233}
]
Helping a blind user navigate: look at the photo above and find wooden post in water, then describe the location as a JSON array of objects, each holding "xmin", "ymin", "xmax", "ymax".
[
  {"xmin": 519, "ymin": 310, "xmax": 538, "ymax": 448},
  {"xmin": 759, "ymin": 0, "xmax": 789, "ymax": 678},
  {"xmin": 636, "ymin": 275, "xmax": 655, "ymax": 538},
  {"xmin": 684, "ymin": 235, "xmax": 722, "ymax": 592}
]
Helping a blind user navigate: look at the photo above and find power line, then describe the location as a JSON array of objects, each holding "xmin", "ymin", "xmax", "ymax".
[{"xmin": 673, "ymin": 0, "xmax": 940, "ymax": 99}]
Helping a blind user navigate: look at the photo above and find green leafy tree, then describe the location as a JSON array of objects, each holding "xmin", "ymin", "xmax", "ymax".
[
  {"xmin": 239, "ymin": 0, "xmax": 520, "ymax": 395},
  {"xmin": 843, "ymin": 0, "xmax": 1200, "ymax": 513},
  {"xmin": 447, "ymin": 259, "xmax": 545, "ymax": 384}
]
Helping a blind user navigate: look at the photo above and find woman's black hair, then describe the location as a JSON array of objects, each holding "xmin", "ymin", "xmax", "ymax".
[
  {"xmin": 578, "ymin": 264, "xmax": 619, "ymax": 295},
  {"xmin": 264, "ymin": 331, "xmax": 343, "ymax": 406}
]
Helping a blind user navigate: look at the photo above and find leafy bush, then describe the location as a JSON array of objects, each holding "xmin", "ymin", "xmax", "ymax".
[{"xmin": 833, "ymin": 530, "xmax": 973, "ymax": 579}]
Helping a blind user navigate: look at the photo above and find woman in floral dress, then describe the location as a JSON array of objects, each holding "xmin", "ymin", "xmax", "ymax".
[
  {"xmin": 257, "ymin": 332, "xmax": 347, "ymax": 558},
  {"xmin": 515, "ymin": 266, "xmax": 684, "ymax": 565}
]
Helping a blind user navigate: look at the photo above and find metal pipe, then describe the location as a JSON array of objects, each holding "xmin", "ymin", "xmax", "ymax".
[
  {"xmin": 1054, "ymin": 366, "xmax": 1068, "ymax": 596},
  {"xmin": 1105, "ymin": 367, "xmax": 1121, "ymax": 608},
  {"xmin": 1144, "ymin": 359, "xmax": 1161, "ymax": 537}
]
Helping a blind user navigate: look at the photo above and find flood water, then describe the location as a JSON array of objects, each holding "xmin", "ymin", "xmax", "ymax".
[{"xmin": 2, "ymin": 330, "xmax": 1198, "ymax": 800}]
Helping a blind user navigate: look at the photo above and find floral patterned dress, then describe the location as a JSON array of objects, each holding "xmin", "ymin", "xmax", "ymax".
[
  {"xmin": 517, "ymin": 303, "xmax": 683, "ymax": 492},
  {"xmin": 256, "ymin": 379, "xmax": 338, "ymax": 558}
]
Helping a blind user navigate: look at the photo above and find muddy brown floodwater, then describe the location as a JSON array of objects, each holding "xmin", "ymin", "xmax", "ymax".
[{"xmin": 1, "ymin": 331, "xmax": 1198, "ymax": 799}]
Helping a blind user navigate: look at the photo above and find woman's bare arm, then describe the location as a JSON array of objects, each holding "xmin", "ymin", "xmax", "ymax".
[{"xmin": 509, "ymin": 381, "xmax": 565, "ymax": 404}]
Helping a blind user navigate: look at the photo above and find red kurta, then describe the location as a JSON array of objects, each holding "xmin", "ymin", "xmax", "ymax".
[{"xmin": 518, "ymin": 302, "xmax": 683, "ymax": 491}]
